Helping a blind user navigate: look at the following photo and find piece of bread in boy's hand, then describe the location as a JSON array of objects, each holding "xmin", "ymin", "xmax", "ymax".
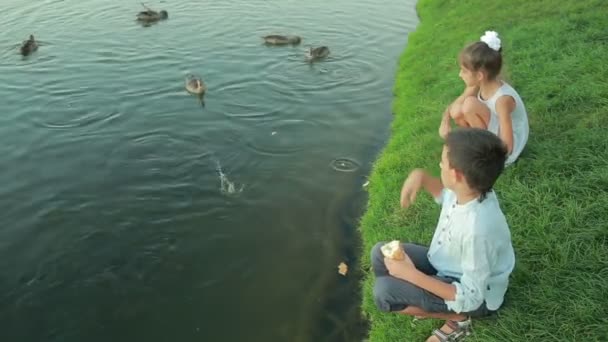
[{"xmin": 381, "ymin": 240, "xmax": 405, "ymax": 260}]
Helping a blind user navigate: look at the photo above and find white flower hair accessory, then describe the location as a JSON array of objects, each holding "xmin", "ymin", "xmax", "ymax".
[{"xmin": 480, "ymin": 31, "xmax": 501, "ymax": 51}]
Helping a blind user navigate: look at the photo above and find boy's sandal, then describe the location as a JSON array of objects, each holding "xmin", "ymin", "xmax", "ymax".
[{"xmin": 431, "ymin": 318, "xmax": 472, "ymax": 342}]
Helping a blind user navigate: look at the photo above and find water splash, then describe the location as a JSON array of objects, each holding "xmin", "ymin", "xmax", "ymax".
[{"xmin": 215, "ymin": 159, "xmax": 244, "ymax": 195}]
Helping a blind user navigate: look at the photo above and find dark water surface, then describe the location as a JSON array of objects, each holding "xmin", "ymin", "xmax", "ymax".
[{"xmin": 0, "ymin": 0, "xmax": 418, "ymax": 340}]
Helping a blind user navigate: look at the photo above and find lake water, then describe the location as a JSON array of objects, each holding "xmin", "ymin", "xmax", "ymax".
[{"xmin": 0, "ymin": 0, "xmax": 418, "ymax": 341}]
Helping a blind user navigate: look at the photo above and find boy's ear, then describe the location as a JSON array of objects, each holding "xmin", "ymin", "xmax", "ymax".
[{"xmin": 453, "ymin": 168, "xmax": 467, "ymax": 184}]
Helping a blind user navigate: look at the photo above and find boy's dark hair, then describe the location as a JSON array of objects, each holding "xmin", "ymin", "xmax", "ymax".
[
  {"xmin": 445, "ymin": 128, "xmax": 508, "ymax": 198},
  {"xmin": 459, "ymin": 41, "xmax": 502, "ymax": 80}
]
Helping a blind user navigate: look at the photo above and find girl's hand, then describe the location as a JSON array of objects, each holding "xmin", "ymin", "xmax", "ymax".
[{"xmin": 439, "ymin": 108, "xmax": 451, "ymax": 139}]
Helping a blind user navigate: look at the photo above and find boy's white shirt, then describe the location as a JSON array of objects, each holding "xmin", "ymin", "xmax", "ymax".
[{"xmin": 430, "ymin": 188, "xmax": 515, "ymax": 313}]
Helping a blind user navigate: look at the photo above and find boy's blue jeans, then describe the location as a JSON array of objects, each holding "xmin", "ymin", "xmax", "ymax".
[{"xmin": 371, "ymin": 242, "xmax": 493, "ymax": 318}]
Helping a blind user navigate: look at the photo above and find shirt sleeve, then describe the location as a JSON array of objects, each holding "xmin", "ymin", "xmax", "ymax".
[
  {"xmin": 444, "ymin": 235, "xmax": 493, "ymax": 313},
  {"xmin": 434, "ymin": 188, "xmax": 447, "ymax": 205}
]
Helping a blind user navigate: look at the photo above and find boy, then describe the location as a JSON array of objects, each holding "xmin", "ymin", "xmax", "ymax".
[{"xmin": 371, "ymin": 128, "xmax": 515, "ymax": 342}]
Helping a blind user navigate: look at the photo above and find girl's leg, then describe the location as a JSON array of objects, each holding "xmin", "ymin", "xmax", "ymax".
[
  {"xmin": 449, "ymin": 103, "xmax": 470, "ymax": 127},
  {"xmin": 461, "ymin": 96, "xmax": 491, "ymax": 129}
]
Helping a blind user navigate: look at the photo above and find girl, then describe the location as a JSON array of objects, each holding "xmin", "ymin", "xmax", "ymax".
[{"xmin": 439, "ymin": 31, "xmax": 529, "ymax": 166}]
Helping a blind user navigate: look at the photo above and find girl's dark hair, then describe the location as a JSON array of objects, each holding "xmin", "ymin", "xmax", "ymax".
[
  {"xmin": 459, "ymin": 41, "xmax": 502, "ymax": 80},
  {"xmin": 445, "ymin": 128, "xmax": 507, "ymax": 200}
]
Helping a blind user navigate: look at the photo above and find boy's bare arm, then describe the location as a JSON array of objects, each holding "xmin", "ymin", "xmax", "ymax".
[{"xmin": 400, "ymin": 169, "xmax": 443, "ymax": 208}]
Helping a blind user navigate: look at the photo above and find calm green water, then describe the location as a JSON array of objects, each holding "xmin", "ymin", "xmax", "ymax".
[{"xmin": 0, "ymin": 0, "xmax": 417, "ymax": 341}]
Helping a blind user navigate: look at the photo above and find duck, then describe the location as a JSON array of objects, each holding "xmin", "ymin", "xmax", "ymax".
[
  {"xmin": 262, "ymin": 35, "xmax": 301, "ymax": 45},
  {"xmin": 20, "ymin": 35, "xmax": 38, "ymax": 56},
  {"xmin": 185, "ymin": 74, "xmax": 207, "ymax": 95},
  {"xmin": 306, "ymin": 46, "xmax": 330, "ymax": 61},
  {"xmin": 136, "ymin": 3, "xmax": 168, "ymax": 22}
]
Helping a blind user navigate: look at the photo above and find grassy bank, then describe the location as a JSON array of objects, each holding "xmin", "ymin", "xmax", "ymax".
[{"xmin": 359, "ymin": 0, "xmax": 608, "ymax": 340}]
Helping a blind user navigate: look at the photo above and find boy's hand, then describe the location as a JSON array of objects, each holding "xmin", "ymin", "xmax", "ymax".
[
  {"xmin": 385, "ymin": 254, "xmax": 417, "ymax": 281},
  {"xmin": 400, "ymin": 170, "xmax": 423, "ymax": 208}
]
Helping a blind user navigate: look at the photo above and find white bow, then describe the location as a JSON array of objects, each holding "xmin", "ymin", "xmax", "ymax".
[{"xmin": 480, "ymin": 31, "xmax": 501, "ymax": 51}]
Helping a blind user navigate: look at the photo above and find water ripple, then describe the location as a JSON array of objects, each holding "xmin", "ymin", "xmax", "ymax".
[
  {"xmin": 244, "ymin": 119, "xmax": 328, "ymax": 156},
  {"xmin": 0, "ymin": 0, "xmax": 419, "ymax": 340},
  {"xmin": 330, "ymin": 158, "xmax": 360, "ymax": 172}
]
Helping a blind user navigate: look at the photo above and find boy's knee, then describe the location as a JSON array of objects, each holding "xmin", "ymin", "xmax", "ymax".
[
  {"xmin": 373, "ymin": 279, "xmax": 393, "ymax": 312},
  {"xmin": 371, "ymin": 242, "xmax": 384, "ymax": 259},
  {"xmin": 370, "ymin": 242, "xmax": 386, "ymax": 269}
]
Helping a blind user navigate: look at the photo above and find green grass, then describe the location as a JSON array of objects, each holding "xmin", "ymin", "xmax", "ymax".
[{"xmin": 359, "ymin": 0, "xmax": 608, "ymax": 340}]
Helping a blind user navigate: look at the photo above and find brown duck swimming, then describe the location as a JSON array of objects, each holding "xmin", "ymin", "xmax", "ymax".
[
  {"xmin": 185, "ymin": 74, "xmax": 207, "ymax": 95},
  {"xmin": 262, "ymin": 35, "xmax": 301, "ymax": 45},
  {"xmin": 306, "ymin": 46, "xmax": 330, "ymax": 61},
  {"xmin": 136, "ymin": 3, "xmax": 168, "ymax": 22},
  {"xmin": 20, "ymin": 35, "xmax": 38, "ymax": 56}
]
